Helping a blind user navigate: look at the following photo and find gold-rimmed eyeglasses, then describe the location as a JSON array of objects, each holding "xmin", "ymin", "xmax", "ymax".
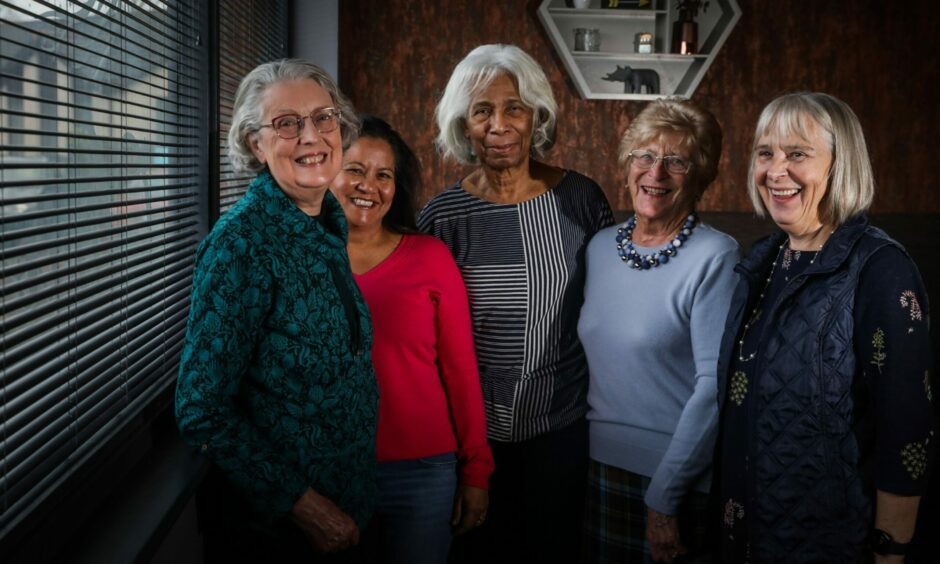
[
  {"xmin": 628, "ymin": 150, "xmax": 693, "ymax": 175},
  {"xmin": 260, "ymin": 107, "xmax": 341, "ymax": 139}
]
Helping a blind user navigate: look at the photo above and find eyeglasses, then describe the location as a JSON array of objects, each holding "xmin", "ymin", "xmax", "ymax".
[
  {"xmin": 260, "ymin": 108, "xmax": 341, "ymax": 139},
  {"xmin": 628, "ymin": 150, "xmax": 693, "ymax": 175}
]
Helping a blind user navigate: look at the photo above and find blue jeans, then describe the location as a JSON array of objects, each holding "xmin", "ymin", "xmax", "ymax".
[{"xmin": 371, "ymin": 452, "xmax": 458, "ymax": 564}]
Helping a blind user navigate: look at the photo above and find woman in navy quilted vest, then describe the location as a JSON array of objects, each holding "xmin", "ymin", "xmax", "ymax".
[{"xmin": 713, "ymin": 91, "xmax": 935, "ymax": 563}]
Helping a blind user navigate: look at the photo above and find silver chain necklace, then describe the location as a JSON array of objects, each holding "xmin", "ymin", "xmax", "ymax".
[{"xmin": 736, "ymin": 236, "xmax": 827, "ymax": 363}]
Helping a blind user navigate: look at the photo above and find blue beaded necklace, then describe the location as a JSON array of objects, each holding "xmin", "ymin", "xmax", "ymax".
[{"xmin": 615, "ymin": 212, "xmax": 698, "ymax": 270}]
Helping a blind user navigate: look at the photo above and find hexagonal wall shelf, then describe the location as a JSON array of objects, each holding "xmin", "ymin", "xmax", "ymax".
[{"xmin": 537, "ymin": 0, "xmax": 741, "ymax": 100}]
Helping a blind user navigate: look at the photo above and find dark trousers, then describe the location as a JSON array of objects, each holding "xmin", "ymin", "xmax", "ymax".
[
  {"xmin": 198, "ymin": 465, "xmax": 371, "ymax": 564},
  {"xmin": 449, "ymin": 417, "xmax": 589, "ymax": 564},
  {"xmin": 203, "ymin": 520, "xmax": 368, "ymax": 564}
]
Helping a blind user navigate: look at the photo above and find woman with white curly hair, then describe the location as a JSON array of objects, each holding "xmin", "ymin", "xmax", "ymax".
[{"xmin": 418, "ymin": 43, "xmax": 614, "ymax": 563}]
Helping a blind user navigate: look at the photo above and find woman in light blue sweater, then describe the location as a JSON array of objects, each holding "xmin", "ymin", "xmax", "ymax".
[{"xmin": 578, "ymin": 99, "xmax": 739, "ymax": 563}]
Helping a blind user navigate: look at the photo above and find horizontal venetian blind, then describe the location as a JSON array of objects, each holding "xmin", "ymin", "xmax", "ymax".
[
  {"xmin": 218, "ymin": 0, "xmax": 288, "ymax": 214},
  {"xmin": 0, "ymin": 0, "xmax": 204, "ymax": 538}
]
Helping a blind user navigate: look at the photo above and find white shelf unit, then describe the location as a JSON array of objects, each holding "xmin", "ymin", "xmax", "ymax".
[{"xmin": 537, "ymin": 0, "xmax": 741, "ymax": 100}]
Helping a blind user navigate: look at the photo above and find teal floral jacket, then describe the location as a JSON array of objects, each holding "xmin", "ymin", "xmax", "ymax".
[{"xmin": 176, "ymin": 171, "xmax": 378, "ymax": 529}]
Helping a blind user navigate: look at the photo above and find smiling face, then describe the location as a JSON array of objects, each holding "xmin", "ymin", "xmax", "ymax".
[
  {"xmin": 753, "ymin": 118, "xmax": 833, "ymax": 239},
  {"xmin": 626, "ymin": 133, "xmax": 698, "ymax": 227},
  {"xmin": 331, "ymin": 136, "xmax": 396, "ymax": 231},
  {"xmin": 464, "ymin": 73, "xmax": 535, "ymax": 171},
  {"xmin": 248, "ymin": 78, "xmax": 342, "ymax": 209}
]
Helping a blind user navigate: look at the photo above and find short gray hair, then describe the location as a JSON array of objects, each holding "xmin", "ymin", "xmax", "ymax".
[
  {"xmin": 618, "ymin": 97, "xmax": 723, "ymax": 195},
  {"xmin": 747, "ymin": 91, "xmax": 874, "ymax": 225},
  {"xmin": 435, "ymin": 44, "xmax": 558, "ymax": 165},
  {"xmin": 227, "ymin": 58, "xmax": 360, "ymax": 174}
]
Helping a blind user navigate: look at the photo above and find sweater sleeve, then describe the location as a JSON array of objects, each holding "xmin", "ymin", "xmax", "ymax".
[
  {"xmin": 645, "ymin": 242, "xmax": 741, "ymax": 514},
  {"xmin": 854, "ymin": 246, "xmax": 935, "ymax": 495},
  {"xmin": 175, "ymin": 229, "xmax": 309, "ymax": 517},
  {"xmin": 429, "ymin": 241, "xmax": 495, "ymax": 489},
  {"xmin": 416, "ymin": 194, "xmax": 440, "ymax": 235}
]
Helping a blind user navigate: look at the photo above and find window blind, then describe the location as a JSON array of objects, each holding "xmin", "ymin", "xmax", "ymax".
[
  {"xmin": 0, "ymin": 0, "xmax": 205, "ymax": 538},
  {"xmin": 217, "ymin": 0, "xmax": 288, "ymax": 214}
]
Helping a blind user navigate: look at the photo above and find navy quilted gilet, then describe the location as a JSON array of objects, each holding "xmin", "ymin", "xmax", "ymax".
[{"xmin": 715, "ymin": 215, "xmax": 903, "ymax": 563}]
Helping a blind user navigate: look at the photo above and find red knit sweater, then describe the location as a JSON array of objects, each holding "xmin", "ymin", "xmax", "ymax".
[{"xmin": 354, "ymin": 234, "xmax": 493, "ymax": 489}]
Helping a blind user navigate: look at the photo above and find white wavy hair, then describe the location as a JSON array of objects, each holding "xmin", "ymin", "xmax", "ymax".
[{"xmin": 435, "ymin": 44, "xmax": 558, "ymax": 165}]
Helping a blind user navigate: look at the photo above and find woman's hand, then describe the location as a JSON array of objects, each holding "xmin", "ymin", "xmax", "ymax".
[
  {"xmin": 290, "ymin": 488, "xmax": 360, "ymax": 553},
  {"xmin": 451, "ymin": 484, "xmax": 489, "ymax": 535},
  {"xmin": 646, "ymin": 505, "xmax": 687, "ymax": 562}
]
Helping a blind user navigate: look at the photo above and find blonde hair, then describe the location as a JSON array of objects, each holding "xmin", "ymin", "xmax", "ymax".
[
  {"xmin": 747, "ymin": 92, "xmax": 874, "ymax": 225},
  {"xmin": 618, "ymin": 97, "xmax": 723, "ymax": 195}
]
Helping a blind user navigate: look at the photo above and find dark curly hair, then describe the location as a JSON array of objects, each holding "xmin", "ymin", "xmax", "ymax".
[{"xmin": 357, "ymin": 115, "xmax": 421, "ymax": 233}]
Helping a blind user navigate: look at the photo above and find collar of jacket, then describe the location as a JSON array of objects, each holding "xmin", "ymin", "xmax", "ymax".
[
  {"xmin": 250, "ymin": 169, "xmax": 349, "ymax": 247},
  {"xmin": 736, "ymin": 214, "xmax": 870, "ymax": 283}
]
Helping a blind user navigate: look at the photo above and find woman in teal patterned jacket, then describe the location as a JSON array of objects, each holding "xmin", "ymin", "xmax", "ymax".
[{"xmin": 176, "ymin": 59, "xmax": 377, "ymax": 562}]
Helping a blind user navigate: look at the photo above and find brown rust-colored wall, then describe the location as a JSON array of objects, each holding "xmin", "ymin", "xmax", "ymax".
[{"xmin": 338, "ymin": 0, "xmax": 939, "ymax": 213}]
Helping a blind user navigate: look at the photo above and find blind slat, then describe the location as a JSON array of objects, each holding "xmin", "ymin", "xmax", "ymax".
[
  {"xmin": 2, "ymin": 202, "xmax": 197, "ymax": 243},
  {"xmin": 2, "ymin": 183, "xmax": 198, "ymax": 205},
  {"xmin": 0, "ymin": 145, "xmax": 196, "ymax": 158},
  {"xmin": 4, "ymin": 192, "xmax": 197, "ymax": 225}
]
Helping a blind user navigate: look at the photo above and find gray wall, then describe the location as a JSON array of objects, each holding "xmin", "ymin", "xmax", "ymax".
[{"xmin": 292, "ymin": 0, "xmax": 339, "ymax": 79}]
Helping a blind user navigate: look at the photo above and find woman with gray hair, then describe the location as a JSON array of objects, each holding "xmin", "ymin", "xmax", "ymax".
[
  {"xmin": 418, "ymin": 43, "xmax": 614, "ymax": 563},
  {"xmin": 176, "ymin": 59, "xmax": 377, "ymax": 562},
  {"xmin": 713, "ymin": 92, "xmax": 934, "ymax": 562}
]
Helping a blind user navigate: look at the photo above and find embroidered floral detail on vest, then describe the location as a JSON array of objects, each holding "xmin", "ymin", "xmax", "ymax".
[
  {"xmin": 870, "ymin": 328, "xmax": 887, "ymax": 372},
  {"xmin": 899, "ymin": 290, "xmax": 923, "ymax": 321},
  {"xmin": 730, "ymin": 371, "xmax": 748, "ymax": 406}
]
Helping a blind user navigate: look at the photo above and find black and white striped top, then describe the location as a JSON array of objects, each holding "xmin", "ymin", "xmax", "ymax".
[{"xmin": 418, "ymin": 171, "xmax": 614, "ymax": 442}]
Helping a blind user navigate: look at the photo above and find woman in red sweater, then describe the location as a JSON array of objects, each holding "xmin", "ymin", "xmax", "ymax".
[{"xmin": 331, "ymin": 115, "xmax": 493, "ymax": 563}]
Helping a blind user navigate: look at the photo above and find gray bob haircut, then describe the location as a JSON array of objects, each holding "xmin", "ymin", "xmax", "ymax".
[
  {"xmin": 227, "ymin": 58, "xmax": 360, "ymax": 174},
  {"xmin": 618, "ymin": 97, "xmax": 723, "ymax": 195},
  {"xmin": 747, "ymin": 91, "xmax": 874, "ymax": 226},
  {"xmin": 435, "ymin": 44, "xmax": 558, "ymax": 165}
]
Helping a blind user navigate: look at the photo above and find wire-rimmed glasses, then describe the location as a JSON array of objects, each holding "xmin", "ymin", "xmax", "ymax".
[
  {"xmin": 260, "ymin": 107, "xmax": 341, "ymax": 139},
  {"xmin": 628, "ymin": 149, "xmax": 693, "ymax": 175}
]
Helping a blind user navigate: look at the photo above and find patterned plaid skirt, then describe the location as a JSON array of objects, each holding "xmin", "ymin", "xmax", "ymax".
[{"xmin": 582, "ymin": 460, "xmax": 711, "ymax": 564}]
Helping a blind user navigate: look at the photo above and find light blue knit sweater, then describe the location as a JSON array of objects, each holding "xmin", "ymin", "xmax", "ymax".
[{"xmin": 578, "ymin": 221, "xmax": 739, "ymax": 514}]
